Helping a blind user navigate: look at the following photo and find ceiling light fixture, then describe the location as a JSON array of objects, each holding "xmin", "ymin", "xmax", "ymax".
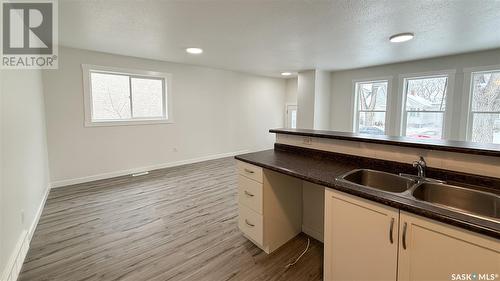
[
  {"xmin": 389, "ymin": 33, "xmax": 414, "ymax": 43},
  {"xmin": 186, "ymin": 47, "xmax": 203, "ymax": 54},
  {"xmin": 281, "ymin": 72, "xmax": 292, "ymax": 76}
]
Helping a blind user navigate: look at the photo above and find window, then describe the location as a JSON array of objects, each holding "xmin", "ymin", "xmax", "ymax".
[
  {"xmin": 402, "ymin": 75, "xmax": 448, "ymax": 139},
  {"xmin": 82, "ymin": 65, "xmax": 172, "ymax": 126},
  {"xmin": 468, "ymin": 70, "xmax": 500, "ymax": 144},
  {"xmin": 354, "ymin": 80, "xmax": 388, "ymax": 135}
]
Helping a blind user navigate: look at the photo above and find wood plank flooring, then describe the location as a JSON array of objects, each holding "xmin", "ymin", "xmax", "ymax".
[{"xmin": 19, "ymin": 157, "xmax": 323, "ymax": 281}]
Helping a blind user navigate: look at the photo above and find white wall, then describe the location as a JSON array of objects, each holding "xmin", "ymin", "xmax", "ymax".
[
  {"xmin": 296, "ymin": 70, "xmax": 331, "ymax": 130},
  {"xmin": 0, "ymin": 69, "xmax": 50, "ymax": 280},
  {"xmin": 302, "ymin": 181, "xmax": 324, "ymax": 242},
  {"xmin": 295, "ymin": 70, "xmax": 329, "ymax": 241},
  {"xmin": 330, "ymin": 48, "xmax": 500, "ymax": 139},
  {"xmin": 44, "ymin": 47, "xmax": 286, "ymax": 186},
  {"xmin": 0, "ymin": 70, "xmax": 3, "ymax": 274},
  {"xmin": 313, "ymin": 70, "xmax": 331, "ymax": 130},
  {"xmin": 285, "ymin": 78, "xmax": 297, "ymax": 105},
  {"xmin": 297, "ymin": 70, "xmax": 316, "ymax": 129}
]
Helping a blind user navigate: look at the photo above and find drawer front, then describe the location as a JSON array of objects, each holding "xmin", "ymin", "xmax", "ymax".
[
  {"xmin": 237, "ymin": 161, "xmax": 263, "ymax": 183},
  {"xmin": 238, "ymin": 204, "xmax": 263, "ymax": 245},
  {"xmin": 238, "ymin": 176, "xmax": 263, "ymax": 214}
]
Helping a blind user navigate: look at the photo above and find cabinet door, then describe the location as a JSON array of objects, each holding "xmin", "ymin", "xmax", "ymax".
[
  {"xmin": 324, "ymin": 189, "xmax": 399, "ymax": 281},
  {"xmin": 398, "ymin": 211, "xmax": 500, "ymax": 281}
]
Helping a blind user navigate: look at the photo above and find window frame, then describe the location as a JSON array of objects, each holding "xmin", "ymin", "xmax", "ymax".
[
  {"xmin": 398, "ymin": 70, "xmax": 455, "ymax": 139},
  {"xmin": 352, "ymin": 77, "xmax": 392, "ymax": 135},
  {"xmin": 82, "ymin": 64, "xmax": 173, "ymax": 127},
  {"xmin": 463, "ymin": 65, "xmax": 500, "ymax": 142}
]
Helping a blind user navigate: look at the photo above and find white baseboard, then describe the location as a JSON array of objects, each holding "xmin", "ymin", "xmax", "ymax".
[
  {"xmin": 302, "ymin": 224, "xmax": 324, "ymax": 243},
  {"xmin": 1, "ymin": 186, "xmax": 49, "ymax": 281},
  {"xmin": 50, "ymin": 149, "xmax": 251, "ymax": 188}
]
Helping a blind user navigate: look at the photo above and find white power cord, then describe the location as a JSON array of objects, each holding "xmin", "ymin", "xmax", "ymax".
[{"xmin": 285, "ymin": 237, "xmax": 310, "ymax": 270}]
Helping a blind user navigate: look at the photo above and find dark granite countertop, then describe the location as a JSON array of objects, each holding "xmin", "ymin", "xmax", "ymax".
[
  {"xmin": 270, "ymin": 128, "xmax": 500, "ymax": 157},
  {"xmin": 235, "ymin": 146, "xmax": 500, "ymax": 239}
]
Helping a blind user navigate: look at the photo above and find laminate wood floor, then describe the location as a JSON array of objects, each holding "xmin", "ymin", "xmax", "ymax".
[{"xmin": 19, "ymin": 157, "xmax": 323, "ymax": 281}]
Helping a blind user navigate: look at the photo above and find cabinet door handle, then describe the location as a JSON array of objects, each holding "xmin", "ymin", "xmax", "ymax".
[
  {"xmin": 402, "ymin": 222, "xmax": 408, "ymax": 250},
  {"xmin": 244, "ymin": 191, "xmax": 254, "ymax": 197},
  {"xmin": 389, "ymin": 217, "xmax": 395, "ymax": 244},
  {"xmin": 244, "ymin": 168, "xmax": 254, "ymax": 174},
  {"xmin": 245, "ymin": 219, "xmax": 255, "ymax": 227}
]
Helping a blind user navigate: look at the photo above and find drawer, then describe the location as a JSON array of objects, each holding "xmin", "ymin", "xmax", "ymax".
[
  {"xmin": 237, "ymin": 161, "xmax": 263, "ymax": 183},
  {"xmin": 238, "ymin": 204, "xmax": 263, "ymax": 245},
  {"xmin": 238, "ymin": 175, "xmax": 263, "ymax": 214}
]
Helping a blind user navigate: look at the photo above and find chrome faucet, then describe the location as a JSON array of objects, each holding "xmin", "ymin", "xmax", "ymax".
[
  {"xmin": 413, "ymin": 156, "xmax": 426, "ymax": 178},
  {"xmin": 400, "ymin": 156, "xmax": 445, "ymax": 184}
]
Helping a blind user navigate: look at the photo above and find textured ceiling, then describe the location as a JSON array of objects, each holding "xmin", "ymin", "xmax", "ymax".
[{"xmin": 59, "ymin": 0, "xmax": 500, "ymax": 77}]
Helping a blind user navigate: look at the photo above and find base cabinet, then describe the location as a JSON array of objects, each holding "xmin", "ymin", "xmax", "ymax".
[
  {"xmin": 324, "ymin": 189, "xmax": 399, "ymax": 281},
  {"xmin": 236, "ymin": 161, "xmax": 302, "ymax": 254},
  {"xmin": 398, "ymin": 212, "xmax": 500, "ymax": 281},
  {"xmin": 325, "ymin": 189, "xmax": 500, "ymax": 281}
]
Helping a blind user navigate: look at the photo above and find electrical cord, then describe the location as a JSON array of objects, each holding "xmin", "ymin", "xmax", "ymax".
[{"xmin": 285, "ymin": 237, "xmax": 310, "ymax": 270}]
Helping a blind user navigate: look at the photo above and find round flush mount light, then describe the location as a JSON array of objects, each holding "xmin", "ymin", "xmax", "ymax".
[
  {"xmin": 281, "ymin": 72, "xmax": 292, "ymax": 76},
  {"xmin": 186, "ymin": 47, "xmax": 203, "ymax": 54},
  {"xmin": 389, "ymin": 33, "xmax": 415, "ymax": 43}
]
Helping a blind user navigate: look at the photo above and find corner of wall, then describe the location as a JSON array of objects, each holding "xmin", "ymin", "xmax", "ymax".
[
  {"xmin": 1, "ymin": 69, "xmax": 51, "ymax": 281},
  {"xmin": 0, "ymin": 185, "xmax": 49, "ymax": 281}
]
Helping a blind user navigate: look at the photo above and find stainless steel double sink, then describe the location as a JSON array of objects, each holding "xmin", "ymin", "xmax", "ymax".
[{"xmin": 337, "ymin": 169, "xmax": 500, "ymax": 222}]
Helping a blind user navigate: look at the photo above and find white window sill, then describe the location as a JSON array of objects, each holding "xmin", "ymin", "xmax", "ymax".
[{"xmin": 84, "ymin": 119, "xmax": 174, "ymax": 127}]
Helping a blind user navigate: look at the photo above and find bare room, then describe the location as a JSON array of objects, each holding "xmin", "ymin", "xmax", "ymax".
[{"xmin": 1, "ymin": 1, "xmax": 499, "ymax": 281}]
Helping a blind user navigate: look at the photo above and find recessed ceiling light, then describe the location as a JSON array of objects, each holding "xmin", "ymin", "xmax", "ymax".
[
  {"xmin": 281, "ymin": 72, "xmax": 292, "ymax": 76},
  {"xmin": 186, "ymin": 47, "xmax": 203, "ymax": 54},
  {"xmin": 389, "ymin": 33, "xmax": 414, "ymax": 43}
]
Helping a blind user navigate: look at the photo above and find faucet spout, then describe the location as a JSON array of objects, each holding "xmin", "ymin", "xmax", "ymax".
[{"xmin": 412, "ymin": 156, "xmax": 427, "ymax": 178}]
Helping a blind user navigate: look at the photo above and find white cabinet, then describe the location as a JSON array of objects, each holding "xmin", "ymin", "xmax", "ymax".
[
  {"xmin": 238, "ymin": 204, "xmax": 264, "ymax": 245},
  {"xmin": 324, "ymin": 189, "xmax": 400, "ymax": 281},
  {"xmin": 238, "ymin": 175, "xmax": 263, "ymax": 214},
  {"xmin": 324, "ymin": 189, "xmax": 500, "ymax": 281},
  {"xmin": 237, "ymin": 160, "xmax": 263, "ymax": 183},
  {"xmin": 398, "ymin": 211, "xmax": 500, "ymax": 281},
  {"xmin": 236, "ymin": 160, "xmax": 302, "ymax": 254}
]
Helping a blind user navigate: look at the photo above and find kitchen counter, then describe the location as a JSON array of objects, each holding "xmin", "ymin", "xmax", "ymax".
[
  {"xmin": 235, "ymin": 144, "xmax": 500, "ymax": 239},
  {"xmin": 270, "ymin": 128, "xmax": 500, "ymax": 157}
]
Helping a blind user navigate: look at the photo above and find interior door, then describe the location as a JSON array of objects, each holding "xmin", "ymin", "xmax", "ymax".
[{"xmin": 285, "ymin": 104, "xmax": 297, "ymax": 128}]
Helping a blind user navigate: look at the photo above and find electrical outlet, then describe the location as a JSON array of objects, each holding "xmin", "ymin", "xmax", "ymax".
[{"xmin": 303, "ymin": 137, "xmax": 312, "ymax": 145}]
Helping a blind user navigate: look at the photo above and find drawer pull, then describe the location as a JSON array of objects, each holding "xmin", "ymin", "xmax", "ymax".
[
  {"xmin": 244, "ymin": 190, "xmax": 254, "ymax": 197},
  {"xmin": 389, "ymin": 217, "xmax": 395, "ymax": 244},
  {"xmin": 245, "ymin": 219, "xmax": 255, "ymax": 227},
  {"xmin": 243, "ymin": 168, "xmax": 255, "ymax": 174},
  {"xmin": 402, "ymin": 222, "xmax": 408, "ymax": 250}
]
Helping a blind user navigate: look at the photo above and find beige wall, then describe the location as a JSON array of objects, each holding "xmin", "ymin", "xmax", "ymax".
[
  {"xmin": 1, "ymin": 69, "xmax": 50, "ymax": 280},
  {"xmin": 44, "ymin": 47, "xmax": 286, "ymax": 186},
  {"xmin": 329, "ymin": 48, "xmax": 500, "ymax": 139}
]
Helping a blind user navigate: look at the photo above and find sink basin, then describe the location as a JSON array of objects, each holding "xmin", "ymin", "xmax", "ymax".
[
  {"xmin": 412, "ymin": 182, "xmax": 500, "ymax": 221},
  {"xmin": 339, "ymin": 169, "xmax": 416, "ymax": 193}
]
